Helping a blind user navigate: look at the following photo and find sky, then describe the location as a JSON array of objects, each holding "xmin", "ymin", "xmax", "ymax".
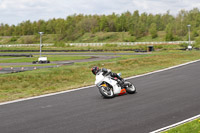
[{"xmin": 0, "ymin": 0, "xmax": 200, "ymax": 25}]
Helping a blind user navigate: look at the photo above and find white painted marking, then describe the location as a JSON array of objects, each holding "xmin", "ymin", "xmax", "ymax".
[
  {"xmin": 0, "ymin": 59, "xmax": 200, "ymax": 106},
  {"xmin": 150, "ymin": 114, "xmax": 200, "ymax": 133},
  {"xmin": 0, "ymin": 85, "xmax": 95, "ymax": 106},
  {"xmin": 126, "ymin": 59, "xmax": 200, "ymax": 80}
]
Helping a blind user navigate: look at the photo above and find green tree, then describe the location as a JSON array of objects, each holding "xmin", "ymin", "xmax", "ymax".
[
  {"xmin": 129, "ymin": 10, "xmax": 139, "ymax": 36},
  {"xmin": 194, "ymin": 35, "xmax": 200, "ymax": 49},
  {"xmin": 1, "ymin": 8, "xmax": 200, "ymax": 43},
  {"xmin": 149, "ymin": 23, "xmax": 158, "ymax": 38},
  {"xmin": 165, "ymin": 24, "xmax": 174, "ymax": 41},
  {"xmin": 99, "ymin": 15, "xmax": 109, "ymax": 32}
]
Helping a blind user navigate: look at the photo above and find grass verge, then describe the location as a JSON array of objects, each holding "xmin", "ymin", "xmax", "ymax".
[
  {"xmin": 162, "ymin": 118, "xmax": 200, "ymax": 133},
  {"xmin": 0, "ymin": 50, "xmax": 200, "ymax": 102}
]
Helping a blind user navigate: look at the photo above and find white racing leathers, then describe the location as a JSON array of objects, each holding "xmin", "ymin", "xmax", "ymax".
[{"xmin": 95, "ymin": 71, "xmax": 136, "ymax": 98}]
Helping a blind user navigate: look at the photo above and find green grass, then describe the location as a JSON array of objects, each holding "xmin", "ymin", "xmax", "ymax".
[
  {"xmin": 0, "ymin": 50, "xmax": 200, "ymax": 102},
  {"xmin": 162, "ymin": 118, "xmax": 200, "ymax": 133},
  {"xmin": 0, "ymin": 56, "xmax": 19, "ymax": 59}
]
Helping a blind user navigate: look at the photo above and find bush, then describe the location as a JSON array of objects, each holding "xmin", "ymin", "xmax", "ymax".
[
  {"xmin": 193, "ymin": 36, "xmax": 200, "ymax": 49},
  {"xmin": 193, "ymin": 43, "xmax": 200, "ymax": 49},
  {"xmin": 10, "ymin": 36, "xmax": 19, "ymax": 42},
  {"xmin": 179, "ymin": 43, "xmax": 189, "ymax": 49}
]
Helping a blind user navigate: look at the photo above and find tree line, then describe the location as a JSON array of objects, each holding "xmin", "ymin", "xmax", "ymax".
[{"xmin": 0, "ymin": 8, "xmax": 200, "ymax": 41}]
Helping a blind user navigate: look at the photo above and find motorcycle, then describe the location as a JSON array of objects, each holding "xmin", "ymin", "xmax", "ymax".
[{"xmin": 95, "ymin": 71, "xmax": 136, "ymax": 98}]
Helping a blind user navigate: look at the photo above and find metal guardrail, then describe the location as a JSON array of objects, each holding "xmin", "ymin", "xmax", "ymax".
[
  {"xmin": 0, "ymin": 44, "xmax": 53, "ymax": 47},
  {"xmin": 0, "ymin": 41, "xmax": 195, "ymax": 47},
  {"xmin": 69, "ymin": 41, "xmax": 195, "ymax": 46}
]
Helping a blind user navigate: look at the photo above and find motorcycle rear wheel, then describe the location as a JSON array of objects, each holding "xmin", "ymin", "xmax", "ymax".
[{"xmin": 99, "ymin": 86, "xmax": 114, "ymax": 98}]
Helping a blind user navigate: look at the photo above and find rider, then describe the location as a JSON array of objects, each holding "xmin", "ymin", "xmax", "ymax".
[{"xmin": 91, "ymin": 66, "xmax": 125, "ymax": 88}]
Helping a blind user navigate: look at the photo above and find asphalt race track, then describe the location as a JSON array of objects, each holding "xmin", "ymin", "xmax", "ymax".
[{"xmin": 1, "ymin": 61, "xmax": 200, "ymax": 133}]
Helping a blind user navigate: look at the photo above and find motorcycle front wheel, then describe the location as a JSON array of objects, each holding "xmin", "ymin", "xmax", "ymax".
[
  {"xmin": 99, "ymin": 86, "xmax": 114, "ymax": 98},
  {"xmin": 124, "ymin": 81, "xmax": 136, "ymax": 94}
]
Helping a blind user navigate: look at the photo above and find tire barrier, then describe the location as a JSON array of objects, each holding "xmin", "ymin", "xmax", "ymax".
[{"xmin": 0, "ymin": 54, "xmax": 33, "ymax": 57}]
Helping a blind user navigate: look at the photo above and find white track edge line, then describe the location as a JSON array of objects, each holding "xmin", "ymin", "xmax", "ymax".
[
  {"xmin": 0, "ymin": 85, "xmax": 95, "ymax": 106},
  {"xmin": 150, "ymin": 114, "xmax": 200, "ymax": 133},
  {"xmin": 1, "ymin": 59, "xmax": 200, "ymax": 106},
  {"xmin": 126, "ymin": 59, "xmax": 200, "ymax": 80}
]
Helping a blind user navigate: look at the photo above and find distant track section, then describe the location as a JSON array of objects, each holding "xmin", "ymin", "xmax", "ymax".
[{"xmin": 0, "ymin": 55, "xmax": 117, "ymax": 73}]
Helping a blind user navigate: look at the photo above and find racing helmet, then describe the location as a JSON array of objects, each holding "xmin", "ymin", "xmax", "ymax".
[{"xmin": 91, "ymin": 66, "xmax": 99, "ymax": 75}]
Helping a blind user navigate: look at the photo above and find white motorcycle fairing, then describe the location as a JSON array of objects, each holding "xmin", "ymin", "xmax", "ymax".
[{"xmin": 95, "ymin": 72, "xmax": 122, "ymax": 95}]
